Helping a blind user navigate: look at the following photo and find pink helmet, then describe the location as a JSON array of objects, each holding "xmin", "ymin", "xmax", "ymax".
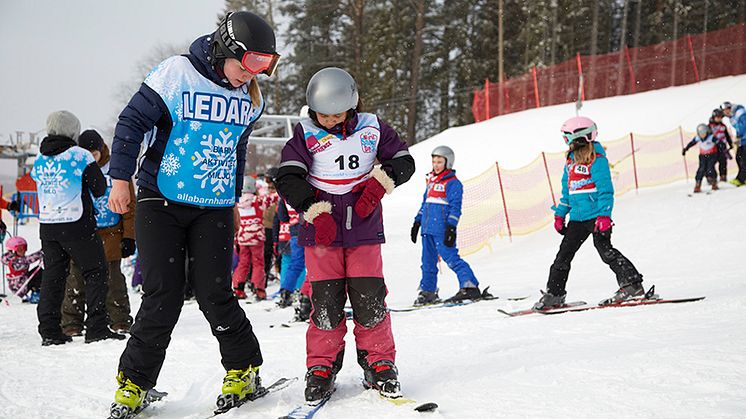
[
  {"xmin": 561, "ymin": 116, "xmax": 598, "ymax": 145},
  {"xmin": 6, "ymin": 236, "xmax": 27, "ymax": 252}
]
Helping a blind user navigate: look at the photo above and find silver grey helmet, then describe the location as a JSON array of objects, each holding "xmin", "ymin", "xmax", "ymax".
[
  {"xmin": 431, "ymin": 145, "xmax": 455, "ymax": 170},
  {"xmin": 720, "ymin": 101, "xmax": 733, "ymax": 111},
  {"xmin": 696, "ymin": 123, "xmax": 711, "ymax": 138},
  {"xmin": 306, "ymin": 67, "xmax": 359, "ymax": 115}
]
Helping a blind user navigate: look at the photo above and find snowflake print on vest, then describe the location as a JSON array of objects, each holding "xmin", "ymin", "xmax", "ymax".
[
  {"xmin": 144, "ymin": 56, "xmax": 263, "ymax": 207},
  {"xmin": 566, "ymin": 158, "xmax": 597, "ymax": 195},
  {"xmin": 302, "ymin": 113, "xmax": 380, "ymax": 195},
  {"xmin": 93, "ymin": 162, "xmax": 122, "ymax": 229},
  {"xmin": 31, "ymin": 146, "xmax": 95, "ymax": 224}
]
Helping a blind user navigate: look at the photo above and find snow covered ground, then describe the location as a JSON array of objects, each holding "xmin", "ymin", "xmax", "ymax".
[{"xmin": 1, "ymin": 77, "xmax": 745, "ymax": 418}]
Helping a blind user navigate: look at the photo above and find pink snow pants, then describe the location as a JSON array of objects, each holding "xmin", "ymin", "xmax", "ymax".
[
  {"xmin": 232, "ymin": 244, "xmax": 265, "ymax": 291},
  {"xmin": 304, "ymin": 244, "xmax": 396, "ymax": 370}
]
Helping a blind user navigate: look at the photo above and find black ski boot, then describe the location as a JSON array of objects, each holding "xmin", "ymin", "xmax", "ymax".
[
  {"xmin": 443, "ymin": 287, "xmax": 481, "ymax": 303},
  {"xmin": 362, "ymin": 360, "xmax": 401, "ymax": 398},
  {"xmin": 294, "ymin": 294, "xmax": 312, "ymax": 322},
  {"xmin": 85, "ymin": 329, "xmax": 127, "ymax": 344},
  {"xmin": 599, "ymin": 282, "xmax": 645, "ymax": 305},
  {"xmin": 276, "ymin": 289, "xmax": 294, "ymax": 308},
  {"xmin": 532, "ymin": 290, "xmax": 566, "ymax": 311},
  {"xmin": 304, "ymin": 366, "xmax": 335, "ymax": 404},
  {"xmin": 41, "ymin": 334, "xmax": 73, "ymax": 346},
  {"xmin": 413, "ymin": 290, "xmax": 441, "ymax": 306}
]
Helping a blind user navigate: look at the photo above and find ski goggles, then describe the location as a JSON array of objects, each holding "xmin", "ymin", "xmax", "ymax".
[
  {"xmin": 562, "ymin": 124, "xmax": 596, "ymax": 145},
  {"xmin": 240, "ymin": 51, "xmax": 280, "ymax": 77}
]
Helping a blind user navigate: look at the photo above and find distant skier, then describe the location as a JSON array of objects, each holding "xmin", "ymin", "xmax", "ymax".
[
  {"xmin": 233, "ymin": 176, "xmax": 277, "ymax": 300},
  {"xmin": 411, "ymin": 146, "xmax": 481, "ymax": 306},
  {"xmin": 721, "ymin": 101, "xmax": 746, "ymax": 186},
  {"xmin": 533, "ymin": 116, "xmax": 644, "ymax": 310},
  {"xmin": 708, "ymin": 108, "xmax": 733, "ymax": 182},
  {"xmin": 275, "ymin": 67, "xmax": 415, "ymax": 403},
  {"xmin": 682, "ymin": 123, "xmax": 719, "ymax": 193},
  {"xmin": 1, "ymin": 236, "xmax": 43, "ymax": 303},
  {"xmin": 106, "ymin": 11, "xmax": 279, "ymax": 417},
  {"xmin": 274, "ymin": 198, "xmax": 307, "ymax": 308}
]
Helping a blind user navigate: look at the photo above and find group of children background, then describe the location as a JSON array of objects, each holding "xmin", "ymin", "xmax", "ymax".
[
  {"xmin": 231, "ymin": 169, "xmax": 311, "ymax": 322},
  {"xmin": 683, "ymin": 101, "xmax": 746, "ymax": 193}
]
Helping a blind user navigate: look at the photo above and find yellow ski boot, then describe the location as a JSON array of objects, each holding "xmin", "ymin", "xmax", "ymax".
[
  {"xmin": 215, "ymin": 366, "xmax": 261, "ymax": 413},
  {"xmin": 109, "ymin": 372, "xmax": 146, "ymax": 419}
]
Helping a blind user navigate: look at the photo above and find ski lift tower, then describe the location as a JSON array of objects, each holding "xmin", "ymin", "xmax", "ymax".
[{"xmin": 0, "ymin": 131, "xmax": 41, "ymax": 179}]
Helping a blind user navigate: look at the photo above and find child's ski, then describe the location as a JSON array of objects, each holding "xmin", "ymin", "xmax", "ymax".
[
  {"xmin": 539, "ymin": 296, "xmax": 705, "ymax": 315},
  {"xmin": 279, "ymin": 390, "xmax": 437, "ymax": 419},
  {"xmin": 498, "ymin": 301, "xmax": 587, "ymax": 317}
]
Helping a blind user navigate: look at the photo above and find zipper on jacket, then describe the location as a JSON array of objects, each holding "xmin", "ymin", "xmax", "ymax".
[{"xmin": 345, "ymin": 205, "xmax": 352, "ymax": 230}]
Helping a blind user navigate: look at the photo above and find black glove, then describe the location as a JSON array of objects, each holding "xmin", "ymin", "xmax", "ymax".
[
  {"xmin": 121, "ymin": 238, "xmax": 136, "ymax": 258},
  {"xmin": 0, "ymin": 219, "xmax": 6, "ymax": 239},
  {"xmin": 444, "ymin": 225, "xmax": 457, "ymax": 247},
  {"xmin": 7, "ymin": 200, "xmax": 20, "ymax": 212},
  {"xmin": 410, "ymin": 221, "xmax": 421, "ymax": 244},
  {"xmin": 681, "ymin": 148, "xmax": 687, "ymax": 156}
]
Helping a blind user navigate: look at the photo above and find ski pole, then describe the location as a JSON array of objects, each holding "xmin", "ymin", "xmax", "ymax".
[
  {"xmin": 12, "ymin": 264, "xmax": 42, "ymax": 298},
  {"xmin": 0, "ymin": 240, "xmax": 6, "ymax": 298}
]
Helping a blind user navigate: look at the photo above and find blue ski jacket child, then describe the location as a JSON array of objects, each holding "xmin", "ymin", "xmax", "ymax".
[
  {"xmin": 414, "ymin": 170, "xmax": 463, "ymax": 235},
  {"xmin": 552, "ymin": 142, "xmax": 614, "ymax": 222},
  {"xmin": 729, "ymin": 104, "xmax": 746, "ymax": 144}
]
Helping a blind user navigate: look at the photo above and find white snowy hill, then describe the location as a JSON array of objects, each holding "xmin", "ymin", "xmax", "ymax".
[{"xmin": 1, "ymin": 76, "xmax": 745, "ymax": 418}]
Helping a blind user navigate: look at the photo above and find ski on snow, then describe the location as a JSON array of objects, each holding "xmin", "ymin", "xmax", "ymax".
[
  {"xmin": 499, "ymin": 286, "xmax": 705, "ymax": 317},
  {"xmin": 207, "ymin": 377, "xmax": 298, "ymax": 418},
  {"xmin": 279, "ymin": 389, "xmax": 437, "ymax": 419},
  {"xmin": 389, "ymin": 287, "xmax": 528, "ymax": 313}
]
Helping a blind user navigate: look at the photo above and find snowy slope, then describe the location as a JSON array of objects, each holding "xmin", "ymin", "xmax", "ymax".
[{"xmin": 1, "ymin": 77, "xmax": 745, "ymax": 418}]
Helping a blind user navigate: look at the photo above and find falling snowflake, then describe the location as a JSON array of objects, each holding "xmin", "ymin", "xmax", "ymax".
[
  {"xmin": 191, "ymin": 130, "xmax": 236, "ymax": 194},
  {"xmin": 177, "ymin": 181, "xmax": 185, "ymax": 189},
  {"xmin": 161, "ymin": 153, "xmax": 181, "ymax": 176},
  {"xmin": 179, "ymin": 147, "xmax": 186, "ymax": 156},
  {"xmin": 190, "ymin": 121, "xmax": 202, "ymax": 131}
]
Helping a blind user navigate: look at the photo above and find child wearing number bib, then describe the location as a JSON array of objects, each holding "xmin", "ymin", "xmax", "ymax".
[{"xmin": 275, "ymin": 67, "xmax": 415, "ymax": 404}]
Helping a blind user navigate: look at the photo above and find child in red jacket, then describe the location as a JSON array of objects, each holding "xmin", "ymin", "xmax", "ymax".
[{"xmin": 233, "ymin": 177, "xmax": 278, "ymax": 300}]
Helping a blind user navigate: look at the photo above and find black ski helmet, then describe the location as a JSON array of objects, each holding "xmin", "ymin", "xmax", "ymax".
[{"xmin": 212, "ymin": 11, "xmax": 279, "ymax": 76}]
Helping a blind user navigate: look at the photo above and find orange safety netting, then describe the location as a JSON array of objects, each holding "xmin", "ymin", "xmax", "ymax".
[
  {"xmin": 457, "ymin": 128, "xmax": 738, "ymax": 255},
  {"xmin": 473, "ymin": 22, "xmax": 746, "ymax": 122}
]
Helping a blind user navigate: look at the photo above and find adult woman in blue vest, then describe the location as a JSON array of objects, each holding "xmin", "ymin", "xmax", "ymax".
[{"xmin": 106, "ymin": 12, "xmax": 280, "ymax": 417}]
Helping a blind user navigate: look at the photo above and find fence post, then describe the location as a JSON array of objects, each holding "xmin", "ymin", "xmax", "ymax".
[
  {"xmin": 624, "ymin": 46, "xmax": 637, "ymax": 93},
  {"xmin": 541, "ymin": 152, "xmax": 557, "ymax": 207},
  {"xmin": 678, "ymin": 126, "xmax": 689, "ymax": 181},
  {"xmin": 484, "ymin": 79, "xmax": 490, "ymax": 121},
  {"xmin": 630, "ymin": 133, "xmax": 639, "ymax": 192},
  {"xmin": 495, "ymin": 162, "xmax": 513, "ymax": 242},
  {"xmin": 532, "ymin": 65, "xmax": 540, "ymax": 108},
  {"xmin": 687, "ymin": 34, "xmax": 701, "ymax": 82},
  {"xmin": 576, "ymin": 52, "xmax": 585, "ymax": 101}
]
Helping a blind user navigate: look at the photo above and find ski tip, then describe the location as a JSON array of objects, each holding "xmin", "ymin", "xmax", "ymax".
[{"xmin": 414, "ymin": 402, "xmax": 438, "ymax": 412}]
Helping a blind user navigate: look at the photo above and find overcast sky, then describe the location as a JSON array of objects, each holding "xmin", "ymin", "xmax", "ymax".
[{"xmin": 0, "ymin": 0, "xmax": 232, "ymax": 140}]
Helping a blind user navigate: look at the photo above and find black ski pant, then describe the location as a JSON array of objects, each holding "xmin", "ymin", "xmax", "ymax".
[
  {"xmin": 547, "ymin": 220, "xmax": 642, "ymax": 296},
  {"xmin": 118, "ymin": 197, "xmax": 262, "ymax": 390},
  {"xmin": 717, "ymin": 150, "xmax": 729, "ymax": 178},
  {"xmin": 263, "ymin": 227, "xmax": 273, "ymax": 276},
  {"xmin": 736, "ymin": 145, "xmax": 746, "ymax": 183},
  {"xmin": 37, "ymin": 236, "xmax": 108, "ymax": 339},
  {"xmin": 695, "ymin": 154, "xmax": 718, "ymax": 183}
]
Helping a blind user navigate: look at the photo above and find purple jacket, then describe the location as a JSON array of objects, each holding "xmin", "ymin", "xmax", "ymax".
[{"xmin": 277, "ymin": 112, "xmax": 415, "ymax": 248}]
